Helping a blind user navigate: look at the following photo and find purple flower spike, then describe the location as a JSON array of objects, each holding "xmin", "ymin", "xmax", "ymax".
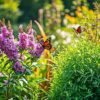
[
  {"xmin": 2, "ymin": 38, "xmax": 18, "ymax": 60},
  {"xmin": 1, "ymin": 26, "xmax": 14, "ymax": 40},
  {"xmin": 0, "ymin": 29, "xmax": 18, "ymax": 60},
  {"xmin": 27, "ymin": 28, "xmax": 36, "ymax": 35},
  {"xmin": 27, "ymin": 26, "xmax": 35, "ymax": 49},
  {"xmin": 29, "ymin": 43, "xmax": 44, "ymax": 57},
  {"xmin": 13, "ymin": 61, "xmax": 25, "ymax": 73},
  {"xmin": 1, "ymin": 26, "xmax": 7, "ymax": 35},
  {"xmin": 18, "ymin": 32, "xmax": 28, "ymax": 49},
  {"xmin": 27, "ymin": 34, "xmax": 35, "ymax": 49}
]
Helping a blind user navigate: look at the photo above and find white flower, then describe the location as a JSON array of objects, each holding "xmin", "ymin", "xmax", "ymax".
[
  {"xmin": 56, "ymin": 29, "xmax": 61, "ymax": 34},
  {"xmin": 64, "ymin": 37, "xmax": 71, "ymax": 44},
  {"xmin": 63, "ymin": 18, "xmax": 68, "ymax": 25},
  {"xmin": 60, "ymin": 31, "xmax": 67, "ymax": 38},
  {"xmin": 51, "ymin": 35, "xmax": 56, "ymax": 40}
]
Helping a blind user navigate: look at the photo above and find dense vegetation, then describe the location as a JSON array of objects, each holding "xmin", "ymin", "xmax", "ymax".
[
  {"xmin": 49, "ymin": 40, "xmax": 100, "ymax": 99},
  {"xmin": 0, "ymin": 0, "xmax": 100, "ymax": 100}
]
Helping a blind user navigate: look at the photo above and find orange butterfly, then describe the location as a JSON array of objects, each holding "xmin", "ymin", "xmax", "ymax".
[
  {"xmin": 42, "ymin": 38, "xmax": 52, "ymax": 50},
  {"xmin": 37, "ymin": 36, "xmax": 55, "ymax": 50},
  {"xmin": 36, "ymin": 34, "xmax": 56, "ymax": 52},
  {"xmin": 74, "ymin": 26, "xmax": 82, "ymax": 34},
  {"xmin": 42, "ymin": 38, "xmax": 56, "ymax": 53}
]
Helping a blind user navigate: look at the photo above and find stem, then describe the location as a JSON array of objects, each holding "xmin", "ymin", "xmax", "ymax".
[
  {"xmin": 6, "ymin": 73, "xmax": 10, "ymax": 100},
  {"xmin": 95, "ymin": 12, "xmax": 98, "ymax": 41}
]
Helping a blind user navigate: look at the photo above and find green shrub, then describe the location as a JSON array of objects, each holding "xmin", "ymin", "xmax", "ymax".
[
  {"xmin": 0, "ymin": 0, "xmax": 20, "ymax": 22},
  {"xmin": 49, "ymin": 40, "xmax": 100, "ymax": 100}
]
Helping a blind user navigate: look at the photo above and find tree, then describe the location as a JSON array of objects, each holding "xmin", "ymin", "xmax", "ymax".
[
  {"xmin": 18, "ymin": 0, "xmax": 45, "ymax": 22},
  {"xmin": 0, "ymin": 0, "xmax": 20, "ymax": 22}
]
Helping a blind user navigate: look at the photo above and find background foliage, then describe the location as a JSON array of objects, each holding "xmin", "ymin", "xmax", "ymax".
[{"xmin": 49, "ymin": 40, "xmax": 100, "ymax": 99}]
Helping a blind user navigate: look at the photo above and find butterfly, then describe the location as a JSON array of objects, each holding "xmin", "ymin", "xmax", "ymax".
[
  {"xmin": 74, "ymin": 26, "xmax": 82, "ymax": 34},
  {"xmin": 42, "ymin": 38, "xmax": 56, "ymax": 53},
  {"xmin": 37, "ymin": 35, "xmax": 55, "ymax": 50},
  {"xmin": 42, "ymin": 38, "xmax": 52, "ymax": 50}
]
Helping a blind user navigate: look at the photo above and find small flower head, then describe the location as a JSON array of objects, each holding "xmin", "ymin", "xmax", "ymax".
[
  {"xmin": 2, "ymin": 38, "xmax": 18, "ymax": 60},
  {"xmin": 29, "ymin": 43, "xmax": 44, "ymax": 57},
  {"xmin": 18, "ymin": 25, "xmax": 28, "ymax": 50},
  {"xmin": 1, "ymin": 21, "xmax": 14, "ymax": 40},
  {"xmin": 13, "ymin": 61, "xmax": 25, "ymax": 73}
]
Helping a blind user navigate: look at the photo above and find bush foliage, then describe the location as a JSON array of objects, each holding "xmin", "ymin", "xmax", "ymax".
[{"xmin": 49, "ymin": 40, "xmax": 100, "ymax": 100}]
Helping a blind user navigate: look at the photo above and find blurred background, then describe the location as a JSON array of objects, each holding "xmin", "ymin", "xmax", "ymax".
[
  {"xmin": 0, "ymin": 0, "xmax": 97, "ymax": 22},
  {"xmin": 0, "ymin": 0, "xmax": 99, "ymax": 46}
]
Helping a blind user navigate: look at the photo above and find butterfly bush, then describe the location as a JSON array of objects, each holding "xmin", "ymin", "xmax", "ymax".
[
  {"xmin": 0, "ymin": 25, "xmax": 18, "ymax": 60},
  {"xmin": 2, "ymin": 38, "xmax": 18, "ymax": 60},
  {"xmin": 18, "ymin": 25, "xmax": 28, "ymax": 50},
  {"xmin": 18, "ymin": 32, "xmax": 28, "ymax": 50},
  {"xmin": 29, "ymin": 43, "xmax": 44, "ymax": 57},
  {"xmin": 1, "ymin": 25, "xmax": 14, "ymax": 40},
  {"xmin": 27, "ymin": 26, "xmax": 35, "ymax": 49},
  {"xmin": 13, "ymin": 61, "xmax": 25, "ymax": 73},
  {"xmin": 26, "ymin": 24, "xmax": 44, "ymax": 57},
  {"xmin": 0, "ymin": 20, "xmax": 45, "ymax": 73}
]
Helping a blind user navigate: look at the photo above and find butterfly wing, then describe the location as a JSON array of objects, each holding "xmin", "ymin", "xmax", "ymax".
[
  {"xmin": 42, "ymin": 38, "xmax": 52, "ymax": 50},
  {"xmin": 76, "ymin": 26, "xmax": 81, "ymax": 34}
]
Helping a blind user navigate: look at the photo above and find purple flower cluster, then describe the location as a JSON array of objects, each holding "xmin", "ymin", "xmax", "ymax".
[
  {"xmin": 18, "ymin": 32, "xmax": 28, "ymax": 49},
  {"xmin": 0, "ymin": 20, "xmax": 46, "ymax": 74},
  {"xmin": 2, "ymin": 38, "xmax": 18, "ymax": 60},
  {"xmin": 13, "ymin": 61, "xmax": 25, "ymax": 73},
  {"xmin": 1, "ymin": 26, "xmax": 14, "ymax": 39},
  {"xmin": 29, "ymin": 43, "xmax": 44, "ymax": 57},
  {"xmin": 18, "ymin": 25, "xmax": 36, "ymax": 50},
  {"xmin": 0, "ymin": 25, "xmax": 18, "ymax": 60},
  {"xmin": 27, "ymin": 28, "xmax": 35, "ymax": 49},
  {"xmin": 27, "ymin": 26, "xmax": 44, "ymax": 57},
  {"xmin": 18, "ymin": 24, "xmax": 44, "ymax": 58}
]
